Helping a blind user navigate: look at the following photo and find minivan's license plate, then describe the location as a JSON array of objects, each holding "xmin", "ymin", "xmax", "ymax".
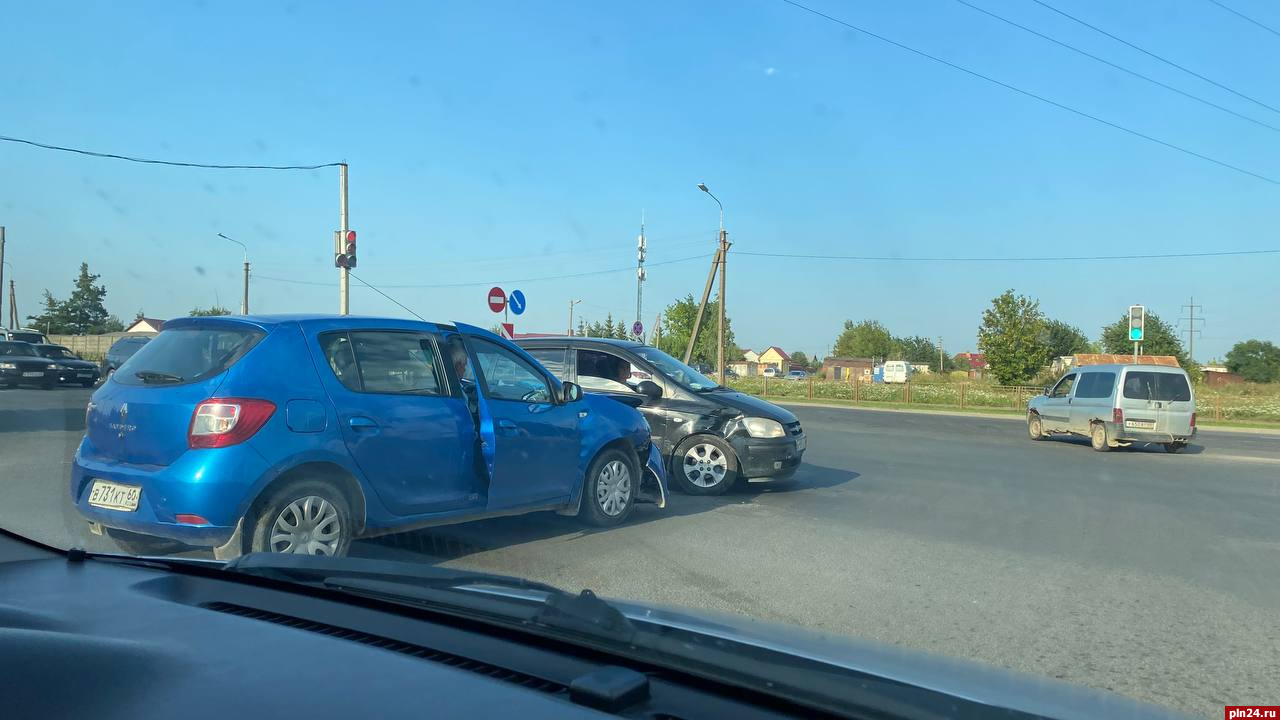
[
  {"xmin": 88, "ymin": 481, "xmax": 141, "ymax": 512},
  {"xmin": 1125, "ymin": 419, "xmax": 1156, "ymax": 430},
  {"xmin": 77, "ymin": 372, "xmax": 92, "ymax": 377},
  {"xmin": 22, "ymin": 371, "xmax": 42, "ymax": 377}
]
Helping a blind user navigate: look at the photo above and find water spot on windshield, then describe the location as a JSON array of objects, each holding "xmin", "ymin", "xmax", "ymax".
[{"xmin": 194, "ymin": 266, "xmax": 206, "ymax": 276}]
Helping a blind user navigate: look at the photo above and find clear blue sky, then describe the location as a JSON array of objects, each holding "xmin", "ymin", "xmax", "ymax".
[{"xmin": 2, "ymin": 0, "xmax": 1278, "ymax": 362}]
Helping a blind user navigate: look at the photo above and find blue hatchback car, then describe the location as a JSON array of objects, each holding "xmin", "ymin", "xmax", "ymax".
[{"xmin": 71, "ymin": 315, "xmax": 667, "ymax": 557}]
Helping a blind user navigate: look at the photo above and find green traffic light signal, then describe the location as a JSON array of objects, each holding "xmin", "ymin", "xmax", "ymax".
[{"xmin": 1129, "ymin": 327, "xmax": 1143, "ymax": 341}]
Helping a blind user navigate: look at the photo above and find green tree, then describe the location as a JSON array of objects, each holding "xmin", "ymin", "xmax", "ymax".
[
  {"xmin": 27, "ymin": 263, "xmax": 115, "ymax": 335},
  {"xmin": 833, "ymin": 320, "xmax": 896, "ymax": 359},
  {"xmin": 27, "ymin": 291, "xmax": 72, "ymax": 334},
  {"xmin": 102, "ymin": 315, "xmax": 124, "ymax": 333},
  {"xmin": 790, "ymin": 351, "xmax": 810, "ymax": 370},
  {"xmin": 576, "ymin": 319, "xmax": 587, "ymax": 337},
  {"xmin": 894, "ymin": 335, "xmax": 939, "ymax": 365},
  {"xmin": 655, "ymin": 294, "xmax": 738, "ymax": 366},
  {"xmin": 1225, "ymin": 339, "xmax": 1280, "ymax": 383},
  {"xmin": 1100, "ymin": 312, "xmax": 1186, "ymax": 363},
  {"xmin": 977, "ymin": 290, "xmax": 1049, "ymax": 384},
  {"xmin": 189, "ymin": 305, "xmax": 232, "ymax": 317},
  {"xmin": 1040, "ymin": 319, "xmax": 1091, "ymax": 359},
  {"xmin": 61, "ymin": 263, "xmax": 113, "ymax": 334}
]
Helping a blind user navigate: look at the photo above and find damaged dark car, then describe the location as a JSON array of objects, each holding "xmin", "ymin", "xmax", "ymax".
[{"xmin": 518, "ymin": 337, "xmax": 806, "ymax": 495}]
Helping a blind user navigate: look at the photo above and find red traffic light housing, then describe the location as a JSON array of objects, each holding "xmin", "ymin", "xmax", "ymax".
[{"xmin": 334, "ymin": 230, "xmax": 358, "ymax": 269}]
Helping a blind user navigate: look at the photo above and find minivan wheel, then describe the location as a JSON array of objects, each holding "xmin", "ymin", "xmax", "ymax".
[
  {"xmin": 580, "ymin": 447, "xmax": 636, "ymax": 527},
  {"xmin": 673, "ymin": 435, "xmax": 738, "ymax": 495},
  {"xmin": 1163, "ymin": 442, "xmax": 1187, "ymax": 454},
  {"xmin": 1027, "ymin": 415, "xmax": 1044, "ymax": 441},
  {"xmin": 249, "ymin": 479, "xmax": 352, "ymax": 556},
  {"xmin": 1090, "ymin": 423, "xmax": 1111, "ymax": 452}
]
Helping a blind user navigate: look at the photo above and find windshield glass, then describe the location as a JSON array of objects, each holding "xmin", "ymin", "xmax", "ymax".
[
  {"xmin": 2, "ymin": 5, "xmax": 1278, "ymax": 719},
  {"xmin": 115, "ymin": 327, "xmax": 265, "ymax": 385},
  {"xmin": 0, "ymin": 342, "xmax": 38, "ymax": 357},
  {"xmin": 632, "ymin": 347, "xmax": 719, "ymax": 391},
  {"xmin": 36, "ymin": 346, "xmax": 77, "ymax": 360}
]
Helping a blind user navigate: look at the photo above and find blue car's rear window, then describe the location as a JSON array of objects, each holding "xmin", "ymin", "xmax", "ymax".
[{"xmin": 114, "ymin": 326, "xmax": 265, "ymax": 385}]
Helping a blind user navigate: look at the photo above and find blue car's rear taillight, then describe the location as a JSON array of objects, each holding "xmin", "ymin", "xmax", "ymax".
[{"xmin": 188, "ymin": 398, "xmax": 276, "ymax": 449}]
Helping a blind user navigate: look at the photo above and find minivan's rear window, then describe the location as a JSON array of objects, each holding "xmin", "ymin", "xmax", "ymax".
[
  {"xmin": 1122, "ymin": 371, "xmax": 1191, "ymax": 402},
  {"xmin": 114, "ymin": 326, "xmax": 265, "ymax": 385}
]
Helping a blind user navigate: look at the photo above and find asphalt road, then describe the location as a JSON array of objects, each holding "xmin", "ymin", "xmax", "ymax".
[{"xmin": 2, "ymin": 386, "xmax": 1277, "ymax": 717}]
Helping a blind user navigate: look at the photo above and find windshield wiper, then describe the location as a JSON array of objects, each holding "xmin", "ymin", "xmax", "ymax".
[
  {"xmin": 223, "ymin": 554, "xmax": 635, "ymax": 641},
  {"xmin": 134, "ymin": 370, "xmax": 184, "ymax": 384}
]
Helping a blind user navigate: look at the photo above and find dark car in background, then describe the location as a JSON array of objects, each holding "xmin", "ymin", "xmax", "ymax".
[
  {"xmin": 2, "ymin": 329, "xmax": 48, "ymax": 344},
  {"xmin": 101, "ymin": 335, "xmax": 150, "ymax": 380},
  {"xmin": 518, "ymin": 337, "xmax": 806, "ymax": 495},
  {"xmin": 32, "ymin": 344, "xmax": 101, "ymax": 386},
  {"xmin": 0, "ymin": 341, "xmax": 58, "ymax": 389}
]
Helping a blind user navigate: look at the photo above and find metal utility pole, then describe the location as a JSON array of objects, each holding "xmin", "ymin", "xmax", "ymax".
[
  {"xmin": 635, "ymin": 213, "xmax": 646, "ymax": 341},
  {"xmin": 686, "ymin": 183, "xmax": 730, "ymax": 385},
  {"xmin": 1179, "ymin": 297, "xmax": 1203, "ymax": 363},
  {"xmin": 0, "ymin": 227, "xmax": 5, "ymax": 330},
  {"xmin": 938, "ymin": 337, "xmax": 944, "ymax": 376},
  {"xmin": 568, "ymin": 298, "xmax": 582, "ymax": 336},
  {"xmin": 7, "ymin": 279, "xmax": 16, "ymax": 330},
  {"xmin": 338, "ymin": 163, "xmax": 350, "ymax": 315},
  {"xmin": 218, "ymin": 233, "xmax": 250, "ymax": 314}
]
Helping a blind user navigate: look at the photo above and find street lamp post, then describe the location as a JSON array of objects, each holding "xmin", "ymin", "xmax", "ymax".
[
  {"xmin": 218, "ymin": 233, "xmax": 250, "ymax": 315},
  {"xmin": 697, "ymin": 183, "xmax": 729, "ymax": 385},
  {"xmin": 568, "ymin": 299, "xmax": 582, "ymax": 336}
]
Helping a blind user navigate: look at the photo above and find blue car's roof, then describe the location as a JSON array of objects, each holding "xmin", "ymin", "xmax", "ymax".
[{"xmin": 164, "ymin": 314, "xmax": 458, "ymax": 333}]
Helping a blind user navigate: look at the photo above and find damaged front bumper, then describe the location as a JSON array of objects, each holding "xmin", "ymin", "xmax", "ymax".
[{"xmin": 637, "ymin": 442, "xmax": 668, "ymax": 509}]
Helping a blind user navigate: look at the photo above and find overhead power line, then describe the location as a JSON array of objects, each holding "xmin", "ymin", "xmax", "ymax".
[
  {"xmin": 1205, "ymin": 0, "xmax": 1280, "ymax": 39},
  {"xmin": 348, "ymin": 271, "xmax": 425, "ymax": 321},
  {"xmin": 777, "ymin": 0, "xmax": 1280, "ymax": 186},
  {"xmin": 0, "ymin": 134, "xmax": 343, "ymax": 170},
  {"xmin": 1030, "ymin": 0, "xmax": 1280, "ymax": 116},
  {"xmin": 256, "ymin": 253, "xmax": 712, "ymax": 289},
  {"xmin": 952, "ymin": 0, "xmax": 1280, "ymax": 133},
  {"xmin": 736, "ymin": 248, "xmax": 1280, "ymax": 262}
]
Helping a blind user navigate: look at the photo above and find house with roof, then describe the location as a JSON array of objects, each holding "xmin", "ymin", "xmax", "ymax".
[
  {"xmin": 821, "ymin": 357, "xmax": 874, "ymax": 381},
  {"xmin": 758, "ymin": 346, "xmax": 791, "ymax": 375},
  {"xmin": 123, "ymin": 317, "xmax": 166, "ymax": 334}
]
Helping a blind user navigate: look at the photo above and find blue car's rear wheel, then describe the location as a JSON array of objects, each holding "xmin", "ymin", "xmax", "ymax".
[
  {"xmin": 249, "ymin": 479, "xmax": 352, "ymax": 556},
  {"xmin": 580, "ymin": 448, "xmax": 636, "ymax": 527}
]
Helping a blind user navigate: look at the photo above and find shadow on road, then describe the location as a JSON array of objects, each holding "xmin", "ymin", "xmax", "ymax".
[
  {"xmin": 0, "ymin": 407, "xmax": 86, "ymax": 434},
  {"xmin": 361, "ymin": 463, "xmax": 858, "ymax": 564},
  {"xmin": 1041, "ymin": 435, "xmax": 1205, "ymax": 455}
]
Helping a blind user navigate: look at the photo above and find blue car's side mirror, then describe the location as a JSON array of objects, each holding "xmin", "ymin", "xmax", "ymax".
[{"xmin": 561, "ymin": 381, "xmax": 583, "ymax": 404}]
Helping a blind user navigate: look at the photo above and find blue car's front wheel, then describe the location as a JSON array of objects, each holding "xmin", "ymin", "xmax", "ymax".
[
  {"xmin": 249, "ymin": 479, "xmax": 353, "ymax": 556},
  {"xmin": 580, "ymin": 448, "xmax": 636, "ymax": 527}
]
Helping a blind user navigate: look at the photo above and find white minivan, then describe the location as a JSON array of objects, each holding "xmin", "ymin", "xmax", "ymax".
[
  {"xmin": 882, "ymin": 360, "xmax": 913, "ymax": 384},
  {"xmin": 1027, "ymin": 364, "xmax": 1196, "ymax": 453}
]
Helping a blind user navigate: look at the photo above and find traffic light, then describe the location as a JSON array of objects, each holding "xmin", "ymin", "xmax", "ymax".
[
  {"xmin": 334, "ymin": 230, "xmax": 357, "ymax": 269},
  {"xmin": 1128, "ymin": 305, "xmax": 1145, "ymax": 342}
]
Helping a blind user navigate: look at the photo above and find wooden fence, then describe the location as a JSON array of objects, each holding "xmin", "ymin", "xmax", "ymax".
[
  {"xmin": 734, "ymin": 377, "xmax": 1045, "ymax": 411},
  {"xmin": 45, "ymin": 333, "xmax": 154, "ymax": 360}
]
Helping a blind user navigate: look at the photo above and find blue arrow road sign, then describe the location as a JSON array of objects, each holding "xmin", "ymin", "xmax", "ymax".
[{"xmin": 508, "ymin": 289, "xmax": 526, "ymax": 316}]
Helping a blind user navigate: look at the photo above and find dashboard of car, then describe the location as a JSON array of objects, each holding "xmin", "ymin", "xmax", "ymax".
[{"xmin": 0, "ymin": 532, "xmax": 835, "ymax": 720}]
